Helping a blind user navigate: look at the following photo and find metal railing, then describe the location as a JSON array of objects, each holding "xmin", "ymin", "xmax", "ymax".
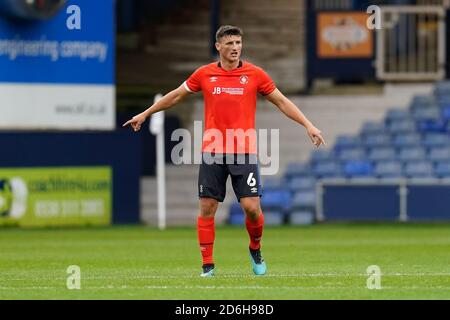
[
  {"xmin": 376, "ymin": 5, "xmax": 447, "ymax": 81},
  {"xmin": 312, "ymin": 0, "xmax": 354, "ymax": 10},
  {"xmin": 417, "ymin": 0, "xmax": 450, "ymax": 7}
]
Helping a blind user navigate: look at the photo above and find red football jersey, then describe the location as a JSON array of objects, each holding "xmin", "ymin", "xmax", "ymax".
[{"xmin": 184, "ymin": 61, "xmax": 276, "ymax": 154}]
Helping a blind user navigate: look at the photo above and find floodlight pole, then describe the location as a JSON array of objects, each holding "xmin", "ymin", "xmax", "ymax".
[{"xmin": 150, "ymin": 94, "xmax": 166, "ymax": 230}]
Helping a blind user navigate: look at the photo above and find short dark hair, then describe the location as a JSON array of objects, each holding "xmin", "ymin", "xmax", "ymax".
[{"xmin": 215, "ymin": 25, "xmax": 243, "ymax": 42}]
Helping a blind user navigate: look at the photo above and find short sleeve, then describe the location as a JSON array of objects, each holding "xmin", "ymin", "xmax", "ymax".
[
  {"xmin": 257, "ymin": 68, "xmax": 276, "ymax": 96},
  {"xmin": 184, "ymin": 67, "xmax": 203, "ymax": 93}
]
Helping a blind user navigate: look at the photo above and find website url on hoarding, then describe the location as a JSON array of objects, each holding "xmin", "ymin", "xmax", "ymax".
[{"xmin": 55, "ymin": 104, "xmax": 106, "ymax": 115}]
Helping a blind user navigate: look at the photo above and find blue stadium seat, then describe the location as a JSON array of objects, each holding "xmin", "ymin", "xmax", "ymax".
[
  {"xmin": 404, "ymin": 161, "xmax": 435, "ymax": 178},
  {"xmin": 309, "ymin": 149, "xmax": 335, "ymax": 164},
  {"xmin": 410, "ymin": 95, "xmax": 436, "ymax": 110},
  {"xmin": 291, "ymin": 191, "xmax": 316, "ymax": 211},
  {"xmin": 418, "ymin": 119, "xmax": 447, "ymax": 133},
  {"xmin": 262, "ymin": 177, "xmax": 283, "ymax": 190},
  {"xmin": 284, "ymin": 163, "xmax": 311, "ymax": 179},
  {"xmin": 312, "ymin": 161, "xmax": 342, "ymax": 178},
  {"xmin": 334, "ymin": 135, "xmax": 361, "ymax": 151},
  {"xmin": 437, "ymin": 96, "xmax": 450, "ymax": 108},
  {"xmin": 336, "ymin": 148, "xmax": 366, "ymax": 161},
  {"xmin": 228, "ymin": 202, "xmax": 244, "ymax": 225},
  {"xmin": 261, "ymin": 189, "xmax": 292, "ymax": 211},
  {"xmin": 374, "ymin": 161, "xmax": 403, "ymax": 178},
  {"xmin": 392, "ymin": 133, "xmax": 421, "ymax": 148},
  {"xmin": 287, "ymin": 176, "xmax": 316, "ymax": 192},
  {"xmin": 360, "ymin": 121, "xmax": 386, "ymax": 137},
  {"xmin": 435, "ymin": 162, "xmax": 450, "ymax": 178},
  {"xmin": 362, "ymin": 133, "xmax": 391, "ymax": 148},
  {"xmin": 422, "ymin": 133, "xmax": 449, "ymax": 148},
  {"xmin": 412, "ymin": 107, "xmax": 441, "ymax": 120},
  {"xmin": 263, "ymin": 211, "xmax": 285, "ymax": 226},
  {"xmin": 428, "ymin": 146, "xmax": 450, "ymax": 162},
  {"xmin": 398, "ymin": 147, "xmax": 426, "ymax": 162},
  {"xmin": 434, "ymin": 81, "xmax": 450, "ymax": 97},
  {"xmin": 368, "ymin": 147, "xmax": 397, "ymax": 161},
  {"xmin": 385, "ymin": 109, "xmax": 411, "ymax": 124},
  {"xmin": 289, "ymin": 210, "xmax": 315, "ymax": 225},
  {"xmin": 442, "ymin": 106, "xmax": 450, "ymax": 121},
  {"xmin": 343, "ymin": 160, "xmax": 373, "ymax": 177},
  {"xmin": 388, "ymin": 119, "xmax": 417, "ymax": 134}
]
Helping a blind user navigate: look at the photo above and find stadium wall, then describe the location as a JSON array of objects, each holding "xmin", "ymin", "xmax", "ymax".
[{"xmin": 320, "ymin": 181, "xmax": 450, "ymax": 221}]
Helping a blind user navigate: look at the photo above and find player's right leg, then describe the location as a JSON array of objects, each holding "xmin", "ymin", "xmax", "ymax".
[
  {"xmin": 198, "ymin": 198, "xmax": 218, "ymax": 277},
  {"xmin": 197, "ymin": 153, "xmax": 228, "ymax": 277}
]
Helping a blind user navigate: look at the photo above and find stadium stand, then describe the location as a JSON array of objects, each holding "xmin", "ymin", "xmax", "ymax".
[{"xmin": 229, "ymin": 81, "xmax": 450, "ymax": 225}]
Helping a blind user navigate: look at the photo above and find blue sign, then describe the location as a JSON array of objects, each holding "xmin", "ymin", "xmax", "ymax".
[{"xmin": 0, "ymin": 0, "xmax": 114, "ymax": 85}]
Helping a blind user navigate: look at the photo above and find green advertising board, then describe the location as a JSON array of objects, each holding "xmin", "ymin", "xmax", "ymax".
[{"xmin": 0, "ymin": 167, "xmax": 112, "ymax": 227}]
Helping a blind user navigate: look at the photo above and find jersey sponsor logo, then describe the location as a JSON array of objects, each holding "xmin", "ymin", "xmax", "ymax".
[
  {"xmin": 239, "ymin": 75, "xmax": 249, "ymax": 85},
  {"xmin": 212, "ymin": 87, "xmax": 244, "ymax": 95}
]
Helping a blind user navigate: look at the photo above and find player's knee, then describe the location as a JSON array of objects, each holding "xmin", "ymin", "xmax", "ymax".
[
  {"xmin": 241, "ymin": 198, "xmax": 261, "ymax": 221},
  {"xmin": 200, "ymin": 198, "xmax": 218, "ymax": 218},
  {"xmin": 244, "ymin": 209, "xmax": 260, "ymax": 221}
]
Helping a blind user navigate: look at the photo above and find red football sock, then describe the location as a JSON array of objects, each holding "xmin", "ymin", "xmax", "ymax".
[
  {"xmin": 246, "ymin": 212, "xmax": 264, "ymax": 250},
  {"xmin": 197, "ymin": 216, "xmax": 215, "ymax": 265}
]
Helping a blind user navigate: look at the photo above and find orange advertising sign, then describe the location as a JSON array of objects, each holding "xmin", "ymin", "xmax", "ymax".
[{"xmin": 318, "ymin": 12, "xmax": 373, "ymax": 58}]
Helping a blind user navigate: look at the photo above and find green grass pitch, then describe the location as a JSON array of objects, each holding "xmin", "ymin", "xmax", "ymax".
[{"xmin": 0, "ymin": 223, "xmax": 449, "ymax": 299}]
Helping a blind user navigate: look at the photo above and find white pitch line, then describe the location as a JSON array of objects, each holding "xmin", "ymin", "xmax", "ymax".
[
  {"xmin": 1, "ymin": 285, "xmax": 450, "ymax": 291},
  {"xmin": 2, "ymin": 272, "xmax": 450, "ymax": 281}
]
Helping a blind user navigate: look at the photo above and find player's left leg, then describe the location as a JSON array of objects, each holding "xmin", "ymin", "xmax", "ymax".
[
  {"xmin": 240, "ymin": 197, "xmax": 264, "ymax": 250},
  {"xmin": 240, "ymin": 197, "xmax": 266, "ymax": 275},
  {"xmin": 228, "ymin": 154, "xmax": 266, "ymax": 275}
]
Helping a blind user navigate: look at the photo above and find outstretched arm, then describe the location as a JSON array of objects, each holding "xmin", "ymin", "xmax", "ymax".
[
  {"xmin": 264, "ymin": 89, "xmax": 326, "ymax": 148},
  {"xmin": 123, "ymin": 84, "xmax": 192, "ymax": 131}
]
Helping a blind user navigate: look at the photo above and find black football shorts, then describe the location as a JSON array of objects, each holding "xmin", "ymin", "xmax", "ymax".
[{"xmin": 198, "ymin": 153, "xmax": 262, "ymax": 202}]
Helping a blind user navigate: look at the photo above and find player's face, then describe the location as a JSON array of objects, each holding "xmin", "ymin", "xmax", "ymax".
[{"xmin": 216, "ymin": 35, "xmax": 242, "ymax": 63}]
